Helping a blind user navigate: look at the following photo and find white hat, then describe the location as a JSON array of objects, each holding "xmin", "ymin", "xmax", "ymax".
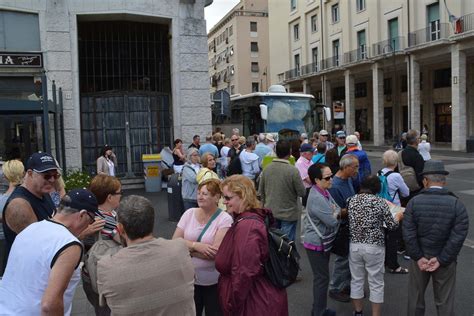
[
  {"xmin": 346, "ymin": 135, "xmax": 358, "ymax": 145},
  {"xmin": 265, "ymin": 134, "xmax": 275, "ymax": 142},
  {"xmin": 319, "ymin": 129, "xmax": 329, "ymax": 136}
]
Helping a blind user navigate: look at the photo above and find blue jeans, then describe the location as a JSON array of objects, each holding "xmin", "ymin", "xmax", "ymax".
[
  {"xmin": 329, "ymin": 253, "xmax": 351, "ymax": 293},
  {"xmin": 276, "ymin": 219, "xmax": 297, "ymax": 242}
]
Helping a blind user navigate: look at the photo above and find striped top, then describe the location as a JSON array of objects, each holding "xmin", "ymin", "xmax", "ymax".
[{"xmin": 83, "ymin": 209, "xmax": 117, "ymax": 247}]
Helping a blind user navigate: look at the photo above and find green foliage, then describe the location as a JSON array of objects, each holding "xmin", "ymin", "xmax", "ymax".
[{"xmin": 64, "ymin": 170, "xmax": 91, "ymax": 191}]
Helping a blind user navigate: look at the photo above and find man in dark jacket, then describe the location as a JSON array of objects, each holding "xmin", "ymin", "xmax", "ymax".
[
  {"xmin": 400, "ymin": 129, "xmax": 424, "ymax": 203},
  {"xmin": 402, "ymin": 160, "xmax": 469, "ymax": 316}
]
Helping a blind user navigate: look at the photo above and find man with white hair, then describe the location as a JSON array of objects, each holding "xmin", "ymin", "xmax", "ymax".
[
  {"xmin": 254, "ymin": 133, "xmax": 271, "ymax": 166},
  {"xmin": 344, "ymin": 135, "xmax": 371, "ymax": 192}
]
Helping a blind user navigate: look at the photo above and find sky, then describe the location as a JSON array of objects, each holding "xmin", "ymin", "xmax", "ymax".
[{"xmin": 205, "ymin": 0, "xmax": 240, "ymax": 32}]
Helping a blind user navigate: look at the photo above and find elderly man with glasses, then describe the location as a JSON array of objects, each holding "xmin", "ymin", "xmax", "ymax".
[{"xmin": 2, "ymin": 152, "xmax": 60, "ymax": 263}]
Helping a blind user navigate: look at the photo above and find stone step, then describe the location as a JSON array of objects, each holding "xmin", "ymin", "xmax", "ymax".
[{"xmin": 120, "ymin": 177, "xmax": 145, "ymax": 190}]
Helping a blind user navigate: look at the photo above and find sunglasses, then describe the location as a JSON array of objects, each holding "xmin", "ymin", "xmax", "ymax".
[
  {"xmin": 38, "ymin": 172, "xmax": 60, "ymax": 181},
  {"xmin": 322, "ymin": 175, "xmax": 333, "ymax": 181},
  {"xmin": 85, "ymin": 211, "xmax": 96, "ymax": 224},
  {"xmin": 338, "ymin": 137, "xmax": 346, "ymax": 139},
  {"xmin": 223, "ymin": 195, "xmax": 235, "ymax": 201},
  {"xmin": 111, "ymin": 190, "xmax": 123, "ymax": 196},
  {"xmin": 231, "ymin": 138, "xmax": 239, "ymax": 141}
]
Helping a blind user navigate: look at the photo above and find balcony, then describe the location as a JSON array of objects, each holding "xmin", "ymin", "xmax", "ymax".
[
  {"xmin": 284, "ymin": 67, "xmax": 301, "ymax": 80},
  {"xmin": 344, "ymin": 45, "xmax": 370, "ymax": 64},
  {"xmin": 321, "ymin": 55, "xmax": 343, "ymax": 70},
  {"xmin": 301, "ymin": 62, "xmax": 319, "ymax": 76},
  {"xmin": 454, "ymin": 12, "xmax": 474, "ymax": 34},
  {"xmin": 372, "ymin": 36, "xmax": 405, "ymax": 56},
  {"xmin": 408, "ymin": 21, "xmax": 451, "ymax": 47}
]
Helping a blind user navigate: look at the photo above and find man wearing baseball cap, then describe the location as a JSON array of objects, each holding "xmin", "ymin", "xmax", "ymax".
[
  {"xmin": 0, "ymin": 189, "xmax": 100, "ymax": 315},
  {"xmin": 403, "ymin": 160, "xmax": 468, "ymax": 316},
  {"xmin": 2, "ymin": 152, "xmax": 60, "ymax": 261},
  {"xmin": 318, "ymin": 130, "xmax": 334, "ymax": 151}
]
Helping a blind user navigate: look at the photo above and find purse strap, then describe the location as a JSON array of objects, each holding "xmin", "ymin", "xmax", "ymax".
[
  {"xmin": 305, "ymin": 212, "xmax": 324, "ymax": 238},
  {"xmin": 197, "ymin": 208, "xmax": 222, "ymax": 242}
]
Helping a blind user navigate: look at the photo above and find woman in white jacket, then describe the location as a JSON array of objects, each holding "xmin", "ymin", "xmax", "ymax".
[{"xmin": 418, "ymin": 134, "xmax": 431, "ymax": 161}]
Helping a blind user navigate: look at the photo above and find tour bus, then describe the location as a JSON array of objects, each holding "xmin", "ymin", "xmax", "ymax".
[{"xmin": 213, "ymin": 85, "xmax": 331, "ymax": 141}]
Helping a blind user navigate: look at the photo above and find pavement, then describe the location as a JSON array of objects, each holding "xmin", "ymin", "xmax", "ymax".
[{"xmin": 72, "ymin": 147, "xmax": 474, "ymax": 316}]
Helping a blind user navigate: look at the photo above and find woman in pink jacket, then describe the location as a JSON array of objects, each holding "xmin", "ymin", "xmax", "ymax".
[{"xmin": 215, "ymin": 175, "xmax": 288, "ymax": 316}]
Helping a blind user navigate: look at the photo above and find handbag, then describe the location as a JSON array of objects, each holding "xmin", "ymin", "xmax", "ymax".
[
  {"xmin": 306, "ymin": 213, "xmax": 339, "ymax": 252},
  {"xmin": 331, "ymin": 222, "xmax": 350, "ymax": 257}
]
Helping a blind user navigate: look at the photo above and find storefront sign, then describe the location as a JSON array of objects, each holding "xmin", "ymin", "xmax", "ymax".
[
  {"xmin": 333, "ymin": 101, "xmax": 345, "ymax": 120},
  {"xmin": 0, "ymin": 52, "xmax": 42, "ymax": 68}
]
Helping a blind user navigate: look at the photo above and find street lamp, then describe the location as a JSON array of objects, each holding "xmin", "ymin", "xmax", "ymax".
[{"xmin": 382, "ymin": 39, "xmax": 397, "ymax": 144}]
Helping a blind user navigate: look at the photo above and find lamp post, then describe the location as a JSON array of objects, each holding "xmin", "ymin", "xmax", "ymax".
[{"xmin": 382, "ymin": 39, "xmax": 397, "ymax": 144}]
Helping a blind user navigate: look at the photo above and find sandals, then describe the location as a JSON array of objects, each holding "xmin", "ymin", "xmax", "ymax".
[{"xmin": 389, "ymin": 267, "xmax": 409, "ymax": 274}]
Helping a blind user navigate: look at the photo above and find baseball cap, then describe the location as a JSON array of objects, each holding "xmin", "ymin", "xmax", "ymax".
[
  {"xmin": 300, "ymin": 143, "xmax": 315, "ymax": 153},
  {"xmin": 25, "ymin": 152, "xmax": 60, "ymax": 173},
  {"xmin": 319, "ymin": 129, "xmax": 329, "ymax": 136},
  {"xmin": 265, "ymin": 133, "xmax": 275, "ymax": 142},
  {"xmin": 61, "ymin": 188, "xmax": 101, "ymax": 216},
  {"xmin": 336, "ymin": 131, "xmax": 346, "ymax": 138},
  {"xmin": 346, "ymin": 135, "xmax": 358, "ymax": 145}
]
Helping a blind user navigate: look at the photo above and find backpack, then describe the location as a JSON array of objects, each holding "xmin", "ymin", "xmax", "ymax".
[
  {"xmin": 227, "ymin": 150, "xmax": 243, "ymax": 176},
  {"xmin": 238, "ymin": 216, "xmax": 301, "ymax": 288},
  {"xmin": 377, "ymin": 170, "xmax": 397, "ymax": 201},
  {"xmin": 82, "ymin": 234, "xmax": 122, "ymax": 293},
  {"xmin": 397, "ymin": 151, "xmax": 421, "ymax": 192}
]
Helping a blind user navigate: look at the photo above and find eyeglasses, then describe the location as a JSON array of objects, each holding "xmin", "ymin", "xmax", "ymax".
[
  {"xmin": 231, "ymin": 138, "xmax": 239, "ymax": 141},
  {"xmin": 322, "ymin": 175, "xmax": 333, "ymax": 181},
  {"xmin": 223, "ymin": 194, "xmax": 236, "ymax": 201},
  {"xmin": 337, "ymin": 137, "xmax": 346, "ymax": 139},
  {"xmin": 86, "ymin": 212, "xmax": 96, "ymax": 224},
  {"xmin": 111, "ymin": 190, "xmax": 123, "ymax": 196},
  {"xmin": 38, "ymin": 172, "xmax": 60, "ymax": 181}
]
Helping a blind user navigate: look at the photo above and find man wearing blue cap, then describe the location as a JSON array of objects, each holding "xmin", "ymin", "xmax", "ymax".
[
  {"xmin": 403, "ymin": 160, "xmax": 469, "ymax": 316},
  {"xmin": 0, "ymin": 188, "xmax": 101, "ymax": 315},
  {"xmin": 2, "ymin": 152, "xmax": 59, "ymax": 262}
]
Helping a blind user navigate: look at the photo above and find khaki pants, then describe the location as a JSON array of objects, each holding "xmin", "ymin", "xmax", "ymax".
[{"xmin": 407, "ymin": 260, "xmax": 456, "ymax": 316}]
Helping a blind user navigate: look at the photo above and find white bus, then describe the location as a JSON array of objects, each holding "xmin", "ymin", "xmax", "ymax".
[{"xmin": 213, "ymin": 85, "xmax": 331, "ymax": 141}]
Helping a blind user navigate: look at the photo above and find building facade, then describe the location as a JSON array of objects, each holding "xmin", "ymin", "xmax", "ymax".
[
  {"xmin": 207, "ymin": 0, "xmax": 269, "ymax": 97},
  {"xmin": 0, "ymin": 0, "xmax": 212, "ymax": 174},
  {"xmin": 269, "ymin": 0, "xmax": 474, "ymax": 151}
]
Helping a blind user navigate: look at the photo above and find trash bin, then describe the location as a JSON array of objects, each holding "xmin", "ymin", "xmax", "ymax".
[
  {"xmin": 142, "ymin": 154, "xmax": 162, "ymax": 192},
  {"xmin": 167, "ymin": 173, "xmax": 185, "ymax": 221}
]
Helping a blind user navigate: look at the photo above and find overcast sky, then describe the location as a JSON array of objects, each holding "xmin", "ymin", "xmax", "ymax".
[{"xmin": 205, "ymin": 0, "xmax": 240, "ymax": 32}]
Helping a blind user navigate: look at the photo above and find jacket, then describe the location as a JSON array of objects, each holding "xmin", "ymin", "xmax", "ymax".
[
  {"xmin": 303, "ymin": 187, "xmax": 340, "ymax": 246},
  {"xmin": 239, "ymin": 150, "xmax": 260, "ymax": 180},
  {"xmin": 97, "ymin": 155, "xmax": 117, "ymax": 175},
  {"xmin": 402, "ymin": 188, "xmax": 469, "ymax": 266},
  {"xmin": 401, "ymin": 145, "xmax": 425, "ymax": 186},
  {"xmin": 181, "ymin": 163, "xmax": 200, "ymax": 201},
  {"xmin": 345, "ymin": 148, "xmax": 371, "ymax": 192},
  {"xmin": 215, "ymin": 209, "xmax": 288, "ymax": 316},
  {"xmin": 258, "ymin": 159, "xmax": 306, "ymax": 221}
]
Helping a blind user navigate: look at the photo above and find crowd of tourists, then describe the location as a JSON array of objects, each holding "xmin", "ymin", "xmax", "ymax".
[{"xmin": 0, "ymin": 127, "xmax": 469, "ymax": 316}]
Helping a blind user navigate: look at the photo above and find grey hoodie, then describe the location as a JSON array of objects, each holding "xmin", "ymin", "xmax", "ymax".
[{"xmin": 181, "ymin": 163, "xmax": 200, "ymax": 201}]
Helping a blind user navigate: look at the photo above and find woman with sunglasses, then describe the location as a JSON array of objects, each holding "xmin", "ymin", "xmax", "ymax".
[
  {"xmin": 303, "ymin": 163, "xmax": 341, "ymax": 316},
  {"xmin": 215, "ymin": 175, "xmax": 288, "ymax": 316},
  {"xmin": 173, "ymin": 179, "xmax": 232, "ymax": 316},
  {"xmin": 81, "ymin": 174, "xmax": 123, "ymax": 316}
]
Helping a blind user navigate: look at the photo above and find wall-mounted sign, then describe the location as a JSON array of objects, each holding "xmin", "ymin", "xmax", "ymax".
[
  {"xmin": 0, "ymin": 52, "xmax": 43, "ymax": 68},
  {"xmin": 333, "ymin": 101, "xmax": 345, "ymax": 120}
]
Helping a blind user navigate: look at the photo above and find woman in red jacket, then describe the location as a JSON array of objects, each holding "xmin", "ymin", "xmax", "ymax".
[{"xmin": 215, "ymin": 175, "xmax": 288, "ymax": 316}]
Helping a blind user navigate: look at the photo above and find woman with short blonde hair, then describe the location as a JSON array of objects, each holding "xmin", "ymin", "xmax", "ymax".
[{"xmin": 197, "ymin": 153, "xmax": 218, "ymax": 184}]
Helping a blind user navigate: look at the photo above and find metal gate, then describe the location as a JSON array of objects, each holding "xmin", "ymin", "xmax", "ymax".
[{"xmin": 80, "ymin": 92, "xmax": 171, "ymax": 176}]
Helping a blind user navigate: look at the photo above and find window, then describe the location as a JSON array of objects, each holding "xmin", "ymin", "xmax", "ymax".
[
  {"xmin": 332, "ymin": 39, "xmax": 340, "ymax": 66},
  {"xmin": 252, "ymin": 82, "xmax": 259, "ymax": 92},
  {"xmin": 355, "ymin": 82, "xmax": 367, "ymax": 98},
  {"xmin": 251, "ymin": 62, "xmax": 259, "ymax": 73},
  {"xmin": 357, "ymin": 30, "xmax": 366, "ymax": 59},
  {"xmin": 250, "ymin": 42, "xmax": 259, "ymax": 52},
  {"xmin": 332, "ymin": 4, "xmax": 340, "ymax": 23},
  {"xmin": 311, "ymin": 15, "xmax": 318, "ymax": 32},
  {"xmin": 290, "ymin": 0, "xmax": 297, "ymax": 11},
  {"xmin": 427, "ymin": 3, "xmax": 440, "ymax": 41},
  {"xmin": 388, "ymin": 18, "xmax": 399, "ymax": 50},
  {"xmin": 356, "ymin": 0, "xmax": 365, "ymax": 12},
  {"xmin": 311, "ymin": 47, "xmax": 318, "ymax": 72},
  {"xmin": 433, "ymin": 68, "xmax": 451, "ymax": 88},
  {"xmin": 401, "ymin": 75, "xmax": 407, "ymax": 92},
  {"xmin": 229, "ymin": 25, "xmax": 233, "ymax": 36},
  {"xmin": 250, "ymin": 22, "xmax": 257, "ymax": 32},
  {"xmin": 332, "ymin": 86, "xmax": 345, "ymax": 100},
  {"xmin": 0, "ymin": 11, "xmax": 40, "ymax": 51},
  {"xmin": 294, "ymin": 54, "xmax": 300, "ymax": 76},
  {"xmin": 384, "ymin": 78, "xmax": 392, "ymax": 95},
  {"xmin": 293, "ymin": 24, "xmax": 300, "ymax": 41}
]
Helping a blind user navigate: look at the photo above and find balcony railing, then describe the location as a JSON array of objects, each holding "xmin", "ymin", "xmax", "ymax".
[
  {"xmin": 455, "ymin": 12, "xmax": 474, "ymax": 34},
  {"xmin": 372, "ymin": 36, "xmax": 405, "ymax": 56},
  {"xmin": 284, "ymin": 67, "xmax": 301, "ymax": 80},
  {"xmin": 301, "ymin": 62, "xmax": 319, "ymax": 76},
  {"xmin": 321, "ymin": 55, "xmax": 343, "ymax": 70},
  {"xmin": 344, "ymin": 45, "xmax": 370, "ymax": 64},
  {"xmin": 408, "ymin": 22, "xmax": 451, "ymax": 47}
]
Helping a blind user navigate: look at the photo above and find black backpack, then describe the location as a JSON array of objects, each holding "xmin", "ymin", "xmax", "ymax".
[
  {"xmin": 227, "ymin": 150, "xmax": 243, "ymax": 176},
  {"xmin": 238, "ymin": 215, "xmax": 301, "ymax": 288}
]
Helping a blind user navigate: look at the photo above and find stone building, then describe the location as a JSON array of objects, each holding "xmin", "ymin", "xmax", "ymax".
[
  {"xmin": 0, "ymin": 0, "xmax": 213, "ymax": 174},
  {"xmin": 269, "ymin": 0, "xmax": 474, "ymax": 151}
]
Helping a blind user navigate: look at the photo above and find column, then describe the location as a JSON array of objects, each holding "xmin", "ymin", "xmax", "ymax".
[
  {"xmin": 303, "ymin": 80, "xmax": 309, "ymax": 94},
  {"xmin": 344, "ymin": 70, "xmax": 355, "ymax": 134},
  {"xmin": 372, "ymin": 63, "xmax": 384, "ymax": 145},
  {"xmin": 451, "ymin": 44, "xmax": 467, "ymax": 151},
  {"xmin": 409, "ymin": 57, "xmax": 421, "ymax": 131},
  {"xmin": 323, "ymin": 77, "xmax": 333, "ymax": 132}
]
